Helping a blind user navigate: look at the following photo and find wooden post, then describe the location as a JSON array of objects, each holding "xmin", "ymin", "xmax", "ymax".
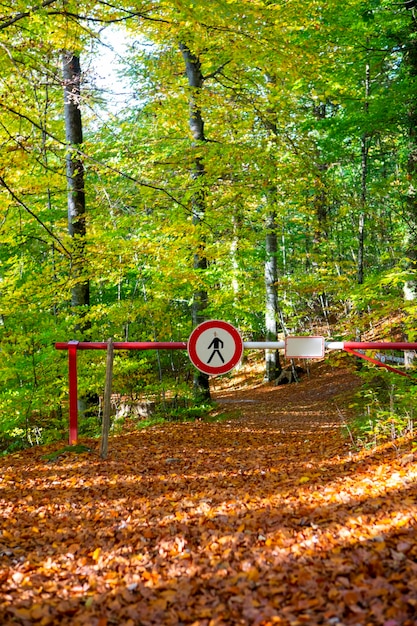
[{"xmin": 100, "ymin": 338, "xmax": 114, "ymax": 459}]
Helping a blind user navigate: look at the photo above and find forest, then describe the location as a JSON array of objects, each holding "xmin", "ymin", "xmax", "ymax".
[{"xmin": 1, "ymin": 0, "xmax": 417, "ymax": 452}]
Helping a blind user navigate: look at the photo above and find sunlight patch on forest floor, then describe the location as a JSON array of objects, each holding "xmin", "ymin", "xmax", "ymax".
[{"xmin": 0, "ymin": 360, "xmax": 416, "ymax": 625}]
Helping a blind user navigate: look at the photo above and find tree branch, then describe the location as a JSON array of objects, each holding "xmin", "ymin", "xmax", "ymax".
[
  {"xmin": 0, "ymin": 102, "xmax": 196, "ymax": 218},
  {"xmin": 0, "ymin": 0, "xmax": 58, "ymax": 30},
  {"xmin": 203, "ymin": 59, "xmax": 233, "ymax": 81},
  {"xmin": 0, "ymin": 0, "xmax": 171, "ymax": 29},
  {"xmin": 0, "ymin": 176, "xmax": 71, "ymax": 257},
  {"xmin": 48, "ymin": 11, "xmax": 164, "ymax": 25}
]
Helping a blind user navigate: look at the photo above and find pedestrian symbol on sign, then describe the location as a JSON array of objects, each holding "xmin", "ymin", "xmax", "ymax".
[
  {"xmin": 207, "ymin": 333, "xmax": 225, "ymax": 364},
  {"xmin": 187, "ymin": 320, "xmax": 244, "ymax": 376}
]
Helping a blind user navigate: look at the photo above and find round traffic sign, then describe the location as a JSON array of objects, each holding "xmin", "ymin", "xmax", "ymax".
[{"xmin": 187, "ymin": 320, "xmax": 244, "ymax": 376}]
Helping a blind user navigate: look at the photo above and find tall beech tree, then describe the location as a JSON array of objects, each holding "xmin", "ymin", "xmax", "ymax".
[
  {"xmin": 63, "ymin": 52, "xmax": 89, "ymax": 314},
  {"xmin": 180, "ymin": 42, "xmax": 210, "ymax": 400},
  {"xmin": 403, "ymin": 2, "xmax": 417, "ymax": 303},
  {"xmin": 264, "ymin": 206, "xmax": 282, "ymax": 381}
]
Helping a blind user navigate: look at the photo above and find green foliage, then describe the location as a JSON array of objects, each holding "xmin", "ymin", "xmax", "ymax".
[
  {"xmin": 349, "ymin": 368, "xmax": 417, "ymax": 448},
  {"xmin": 152, "ymin": 400, "xmax": 215, "ymax": 423},
  {"xmin": 134, "ymin": 401, "xmax": 236, "ymax": 431},
  {"xmin": 1, "ymin": 0, "xmax": 417, "ymax": 453},
  {"xmin": 41, "ymin": 444, "xmax": 92, "ymax": 463}
]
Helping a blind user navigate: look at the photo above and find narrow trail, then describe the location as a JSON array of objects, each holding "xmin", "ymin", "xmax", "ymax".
[
  {"xmin": 1, "ymin": 362, "xmax": 417, "ymax": 626},
  {"xmin": 212, "ymin": 360, "xmax": 359, "ymax": 450}
]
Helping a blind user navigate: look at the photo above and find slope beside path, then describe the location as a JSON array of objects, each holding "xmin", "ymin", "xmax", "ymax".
[{"xmin": 1, "ymin": 362, "xmax": 417, "ymax": 626}]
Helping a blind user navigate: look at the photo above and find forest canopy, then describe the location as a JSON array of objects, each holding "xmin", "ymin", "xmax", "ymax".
[{"xmin": 0, "ymin": 0, "xmax": 416, "ymax": 450}]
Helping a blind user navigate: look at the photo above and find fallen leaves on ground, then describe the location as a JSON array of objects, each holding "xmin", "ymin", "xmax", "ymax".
[{"xmin": 1, "ymin": 361, "xmax": 417, "ymax": 625}]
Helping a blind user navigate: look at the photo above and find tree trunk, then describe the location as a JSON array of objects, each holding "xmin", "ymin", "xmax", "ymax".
[
  {"xmin": 265, "ymin": 207, "xmax": 282, "ymax": 381},
  {"xmin": 312, "ymin": 104, "xmax": 329, "ymax": 249},
  {"xmin": 357, "ymin": 61, "xmax": 370, "ymax": 286},
  {"xmin": 63, "ymin": 52, "xmax": 89, "ymax": 312},
  {"xmin": 404, "ymin": 17, "xmax": 417, "ymax": 301},
  {"xmin": 180, "ymin": 43, "xmax": 210, "ymax": 401},
  {"xmin": 261, "ymin": 75, "xmax": 286, "ymax": 380},
  {"xmin": 402, "ymin": 7, "xmax": 417, "ymax": 365},
  {"xmin": 311, "ymin": 105, "xmax": 331, "ymax": 330}
]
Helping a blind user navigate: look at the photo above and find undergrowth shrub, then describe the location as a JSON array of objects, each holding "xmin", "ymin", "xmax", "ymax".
[
  {"xmin": 0, "ymin": 341, "xmax": 207, "ymax": 455},
  {"xmin": 350, "ymin": 366, "xmax": 417, "ymax": 448}
]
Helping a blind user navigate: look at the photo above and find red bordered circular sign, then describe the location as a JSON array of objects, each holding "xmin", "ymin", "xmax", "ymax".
[{"xmin": 187, "ymin": 320, "xmax": 244, "ymax": 376}]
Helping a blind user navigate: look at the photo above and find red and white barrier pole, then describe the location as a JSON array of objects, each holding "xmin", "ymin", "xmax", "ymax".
[
  {"xmin": 55, "ymin": 341, "xmax": 188, "ymax": 351},
  {"xmin": 68, "ymin": 340, "xmax": 79, "ymax": 445},
  {"xmin": 56, "ymin": 337, "xmax": 417, "ymax": 445},
  {"xmin": 344, "ymin": 341, "xmax": 417, "ymax": 351},
  {"xmin": 56, "ymin": 341, "xmax": 188, "ymax": 445}
]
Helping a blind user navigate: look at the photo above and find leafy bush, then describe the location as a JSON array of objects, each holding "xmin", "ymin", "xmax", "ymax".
[{"xmin": 350, "ymin": 367, "xmax": 417, "ymax": 448}]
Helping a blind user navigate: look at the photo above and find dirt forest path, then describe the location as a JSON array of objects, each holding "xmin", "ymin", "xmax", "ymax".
[{"xmin": 1, "ymin": 362, "xmax": 417, "ymax": 626}]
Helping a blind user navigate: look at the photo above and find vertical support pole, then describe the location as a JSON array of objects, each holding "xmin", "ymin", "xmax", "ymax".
[
  {"xmin": 68, "ymin": 340, "xmax": 79, "ymax": 445},
  {"xmin": 100, "ymin": 338, "xmax": 114, "ymax": 459}
]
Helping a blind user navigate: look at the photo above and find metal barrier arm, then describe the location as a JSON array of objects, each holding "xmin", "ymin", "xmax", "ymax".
[
  {"xmin": 56, "ymin": 338, "xmax": 417, "ymax": 445},
  {"xmin": 327, "ymin": 340, "xmax": 417, "ymax": 381},
  {"xmin": 55, "ymin": 341, "xmax": 188, "ymax": 351},
  {"xmin": 344, "ymin": 347, "xmax": 413, "ymax": 379},
  {"xmin": 344, "ymin": 341, "xmax": 417, "ymax": 351}
]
